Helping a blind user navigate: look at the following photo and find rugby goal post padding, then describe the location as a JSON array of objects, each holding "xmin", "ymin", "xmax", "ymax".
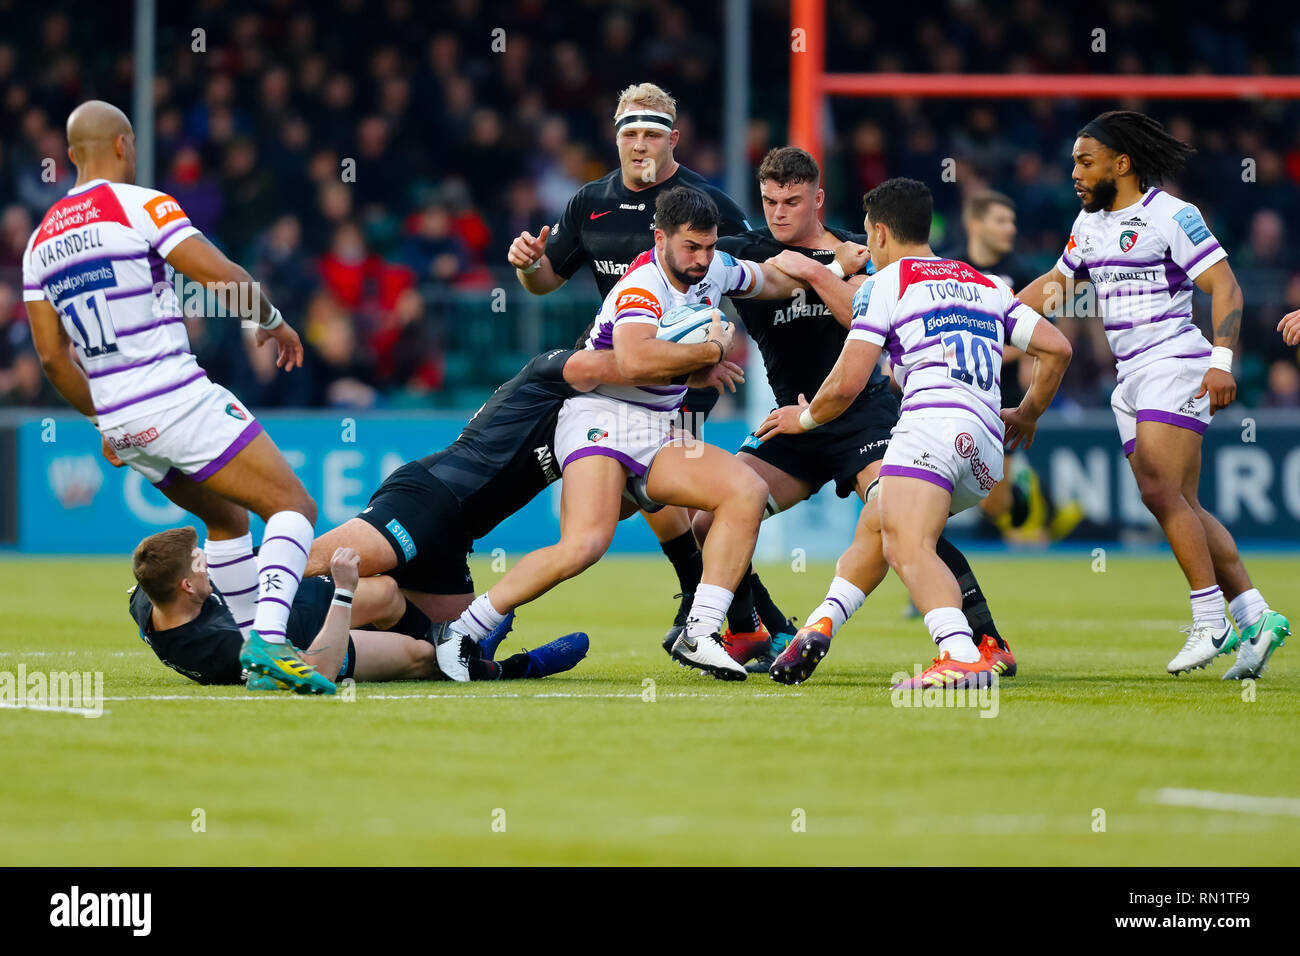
[{"xmin": 788, "ymin": 0, "xmax": 1300, "ymax": 171}]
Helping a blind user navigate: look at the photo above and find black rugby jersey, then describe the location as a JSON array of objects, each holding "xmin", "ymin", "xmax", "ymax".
[
  {"xmin": 717, "ymin": 226, "xmax": 887, "ymax": 408},
  {"xmin": 546, "ymin": 165, "xmax": 750, "ymax": 298},
  {"xmin": 421, "ymin": 348, "xmax": 580, "ymax": 540}
]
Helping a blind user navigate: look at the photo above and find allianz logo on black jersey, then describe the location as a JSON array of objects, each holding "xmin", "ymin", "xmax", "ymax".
[
  {"xmin": 594, "ymin": 260, "xmax": 630, "ymax": 276},
  {"xmin": 773, "ymin": 301, "xmax": 832, "ymax": 324},
  {"xmin": 535, "ymin": 445, "xmax": 560, "ymax": 482}
]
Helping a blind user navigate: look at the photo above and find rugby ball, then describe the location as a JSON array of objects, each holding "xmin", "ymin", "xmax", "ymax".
[{"xmin": 656, "ymin": 301, "xmax": 728, "ymax": 344}]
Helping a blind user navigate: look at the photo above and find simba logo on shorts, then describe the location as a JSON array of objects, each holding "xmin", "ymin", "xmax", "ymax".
[
  {"xmin": 615, "ymin": 287, "xmax": 663, "ymax": 318},
  {"xmin": 385, "ymin": 519, "xmax": 417, "ymax": 560},
  {"xmin": 143, "ymin": 194, "xmax": 187, "ymax": 228},
  {"xmin": 1118, "ymin": 229, "xmax": 1139, "ymax": 253},
  {"xmin": 587, "ymin": 428, "xmax": 609, "ymax": 443},
  {"xmin": 954, "ymin": 432, "xmax": 976, "ymax": 459},
  {"xmin": 225, "ymin": 403, "xmax": 247, "ymax": 420}
]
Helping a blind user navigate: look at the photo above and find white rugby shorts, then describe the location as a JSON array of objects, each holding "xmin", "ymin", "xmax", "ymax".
[
  {"xmin": 1111, "ymin": 354, "xmax": 1212, "ymax": 456},
  {"xmin": 100, "ymin": 379, "xmax": 263, "ymax": 487},
  {"xmin": 878, "ymin": 413, "xmax": 1004, "ymax": 515},
  {"xmin": 554, "ymin": 392, "xmax": 673, "ymax": 477}
]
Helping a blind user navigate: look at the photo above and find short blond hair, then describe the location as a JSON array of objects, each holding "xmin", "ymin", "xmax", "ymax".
[{"xmin": 614, "ymin": 83, "xmax": 677, "ymax": 124}]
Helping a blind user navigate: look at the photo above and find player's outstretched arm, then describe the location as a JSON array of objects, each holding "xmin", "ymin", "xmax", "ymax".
[
  {"xmin": 300, "ymin": 548, "xmax": 362, "ymax": 684},
  {"xmin": 754, "ymin": 338, "xmax": 882, "ymax": 441},
  {"xmin": 1193, "ymin": 259, "xmax": 1242, "ymax": 414},
  {"xmin": 165, "ymin": 235, "xmax": 303, "ymax": 371},
  {"xmin": 25, "ymin": 299, "xmax": 96, "ymax": 418},
  {"xmin": 771, "ymin": 249, "xmax": 861, "ymax": 329},
  {"xmin": 1280, "ymin": 309, "xmax": 1300, "ymax": 347},
  {"xmin": 1015, "ymin": 266, "xmax": 1070, "ymax": 317},
  {"xmin": 747, "ymin": 257, "xmax": 805, "ymax": 300},
  {"xmin": 1002, "ymin": 318, "xmax": 1072, "ymax": 451},
  {"xmin": 508, "ymin": 225, "xmax": 566, "ymax": 294}
]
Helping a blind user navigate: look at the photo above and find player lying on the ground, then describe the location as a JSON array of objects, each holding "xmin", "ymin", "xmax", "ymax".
[
  {"xmin": 1016, "ymin": 110, "xmax": 1289, "ymax": 679},
  {"xmin": 690, "ymin": 146, "xmax": 1018, "ymax": 680},
  {"xmin": 23, "ymin": 100, "xmax": 330, "ymax": 694},
  {"xmin": 757, "ymin": 178, "xmax": 1073, "ymax": 690},
  {"xmin": 433, "ymin": 185, "xmax": 811, "ymax": 683},
  {"xmin": 128, "ymin": 528, "xmax": 587, "ymax": 690},
  {"xmin": 302, "ymin": 343, "xmax": 743, "ymax": 624}
]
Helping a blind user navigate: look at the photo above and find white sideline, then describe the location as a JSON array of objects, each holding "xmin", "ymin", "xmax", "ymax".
[
  {"xmin": 90, "ymin": 690, "xmax": 803, "ymax": 702},
  {"xmin": 0, "ymin": 702, "xmax": 110, "ymax": 716},
  {"xmin": 1150, "ymin": 788, "xmax": 1300, "ymax": 818}
]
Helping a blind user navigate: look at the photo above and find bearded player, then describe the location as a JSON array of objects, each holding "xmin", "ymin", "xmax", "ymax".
[
  {"xmin": 758, "ymin": 178, "xmax": 1073, "ymax": 690},
  {"xmin": 695, "ymin": 147, "xmax": 1018, "ymax": 678},
  {"xmin": 506, "ymin": 82, "xmax": 752, "ymax": 648},
  {"xmin": 435, "ymin": 187, "xmax": 806, "ymax": 682},
  {"xmin": 1017, "ymin": 111, "xmax": 1289, "ymax": 679},
  {"xmin": 22, "ymin": 100, "xmax": 331, "ymax": 694}
]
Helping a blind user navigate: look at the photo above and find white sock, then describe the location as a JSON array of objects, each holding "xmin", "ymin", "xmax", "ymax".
[
  {"xmin": 804, "ymin": 576, "xmax": 867, "ymax": 635},
  {"xmin": 685, "ymin": 583, "xmax": 733, "ymax": 639},
  {"xmin": 251, "ymin": 511, "xmax": 313, "ymax": 643},
  {"xmin": 456, "ymin": 593, "xmax": 507, "ymax": 641},
  {"xmin": 1228, "ymin": 588, "xmax": 1269, "ymax": 632},
  {"xmin": 1189, "ymin": 585, "xmax": 1226, "ymax": 629},
  {"xmin": 924, "ymin": 606, "xmax": 979, "ymax": 663},
  {"xmin": 205, "ymin": 534, "xmax": 257, "ymax": 638}
]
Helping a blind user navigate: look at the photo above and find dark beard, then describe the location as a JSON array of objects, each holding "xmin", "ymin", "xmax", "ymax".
[
  {"xmin": 1083, "ymin": 177, "xmax": 1119, "ymax": 213},
  {"xmin": 665, "ymin": 256, "xmax": 706, "ymax": 287}
]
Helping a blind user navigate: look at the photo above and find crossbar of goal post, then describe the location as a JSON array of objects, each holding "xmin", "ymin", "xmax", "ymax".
[{"xmin": 788, "ymin": 0, "xmax": 1300, "ymax": 172}]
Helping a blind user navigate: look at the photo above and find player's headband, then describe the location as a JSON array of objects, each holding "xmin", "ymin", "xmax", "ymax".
[
  {"xmin": 615, "ymin": 110, "xmax": 674, "ymax": 133},
  {"xmin": 1080, "ymin": 119, "xmax": 1120, "ymax": 152}
]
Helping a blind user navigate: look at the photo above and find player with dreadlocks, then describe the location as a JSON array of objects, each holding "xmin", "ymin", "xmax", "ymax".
[{"xmin": 1018, "ymin": 110, "xmax": 1289, "ymax": 679}]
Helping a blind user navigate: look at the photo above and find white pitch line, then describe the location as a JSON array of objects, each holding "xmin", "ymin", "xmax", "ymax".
[
  {"xmin": 1150, "ymin": 788, "xmax": 1300, "ymax": 818},
  {"xmin": 0, "ymin": 702, "xmax": 110, "ymax": 716},
  {"xmin": 96, "ymin": 690, "xmax": 804, "ymax": 702}
]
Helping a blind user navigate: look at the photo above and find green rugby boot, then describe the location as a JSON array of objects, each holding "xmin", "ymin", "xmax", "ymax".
[
  {"xmin": 239, "ymin": 630, "xmax": 336, "ymax": 695},
  {"xmin": 1223, "ymin": 611, "xmax": 1290, "ymax": 680}
]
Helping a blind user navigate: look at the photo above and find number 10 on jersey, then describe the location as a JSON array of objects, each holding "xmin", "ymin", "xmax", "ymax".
[
  {"xmin": 62, "ymin": 291, "xmax": 118, "ymax": 357},
  {"xmin": 942, "ymin": 331, "xmax": 994, "ymax": 391}
]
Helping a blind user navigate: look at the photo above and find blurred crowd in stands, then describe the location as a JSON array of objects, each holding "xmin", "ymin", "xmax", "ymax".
[{"xmin": 2, "ymin": 0, "xmax": 1299, "ymax": 411}]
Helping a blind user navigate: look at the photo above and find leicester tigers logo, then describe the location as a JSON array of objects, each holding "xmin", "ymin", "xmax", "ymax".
[{"xmin": 1119, "ymin": 229, "xmax": 1139, "ymax": 253}]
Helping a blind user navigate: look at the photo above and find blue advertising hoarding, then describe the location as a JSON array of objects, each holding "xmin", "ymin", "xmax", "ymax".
[{"xmin": 11, "ymin": 410, "xmax": 1300, "ymax": 556}]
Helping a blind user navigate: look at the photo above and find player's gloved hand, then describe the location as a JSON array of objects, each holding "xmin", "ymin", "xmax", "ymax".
[
  {"xmin": 330, "ymin": 547, "xmax": 361, "ymax": 592},
  {"xmin": 1001, "ymin": 405, "xmax": 1039, "ymax": 451},
  {"xmin": 100, "ymin": 434, "xmax": 125, "ymax": 467},
  {"xmin": 686, "ymin": 359, "xmax": 745, "ymax": 394},
  {"xmin": 1195, "ymin": 368, "xmax": 1235, "ymax": 415},
  {"xmin": 832, "ymin": 241, "xmax": 871, "ymax": 276},
  {"xmin": 508, "ymin": 225, "xmax": 550, "ymax": 271},
  {"xmin": 705, "ymin": 308, "xmax": 735, "ymax": 360},
  {"xmin": 1278, "ymin": 309, "xmax": 1300, "ymax": 347},
  {"xmin": 256, "ymin": 321, "xmax": 304, "ymax": 371},
  {"xmin": 754, "ymin": 393, "xmax": 811, "ymax": 442}
]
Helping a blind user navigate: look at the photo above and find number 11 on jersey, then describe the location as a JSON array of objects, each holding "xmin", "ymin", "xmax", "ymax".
[{"xmin": 63, "ymin": 291, "xmax": 118, "ymax": 357}]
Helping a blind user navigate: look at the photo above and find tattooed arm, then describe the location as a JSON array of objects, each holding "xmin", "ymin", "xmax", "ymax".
[{"xmin": 1193, "ymin": 259, "xmax": 1243, "ymax": 414}]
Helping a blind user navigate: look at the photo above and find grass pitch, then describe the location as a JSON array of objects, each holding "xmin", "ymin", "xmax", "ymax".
[{"xmin": 1, "ymin": 552, "xmax": 1297, "ymax": 866}]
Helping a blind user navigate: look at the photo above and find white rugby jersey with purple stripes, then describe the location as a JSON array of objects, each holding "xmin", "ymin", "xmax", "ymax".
[
  {"xmin": 22, "ymin": 179, "xmax": 205, "ymax": 428},
  {"xmin": 1054, "ymin": 187, "xmax": 1226, "ymax": 383},
  {"xmin": 582, "ymin": 246, "xmax": 760, "ymax": 411},
  {"xmin": 847, "ymin": 257, "xmax": 1041, "ymax": 442}
]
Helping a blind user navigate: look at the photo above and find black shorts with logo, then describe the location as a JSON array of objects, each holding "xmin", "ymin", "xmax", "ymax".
[
  {"xmin": 738, "ymin": 384, "xmax": 900, "ymax": 499},
  {"xmin": 354, "ymin": 461, "xmax": 476, "ymax": 596}
]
